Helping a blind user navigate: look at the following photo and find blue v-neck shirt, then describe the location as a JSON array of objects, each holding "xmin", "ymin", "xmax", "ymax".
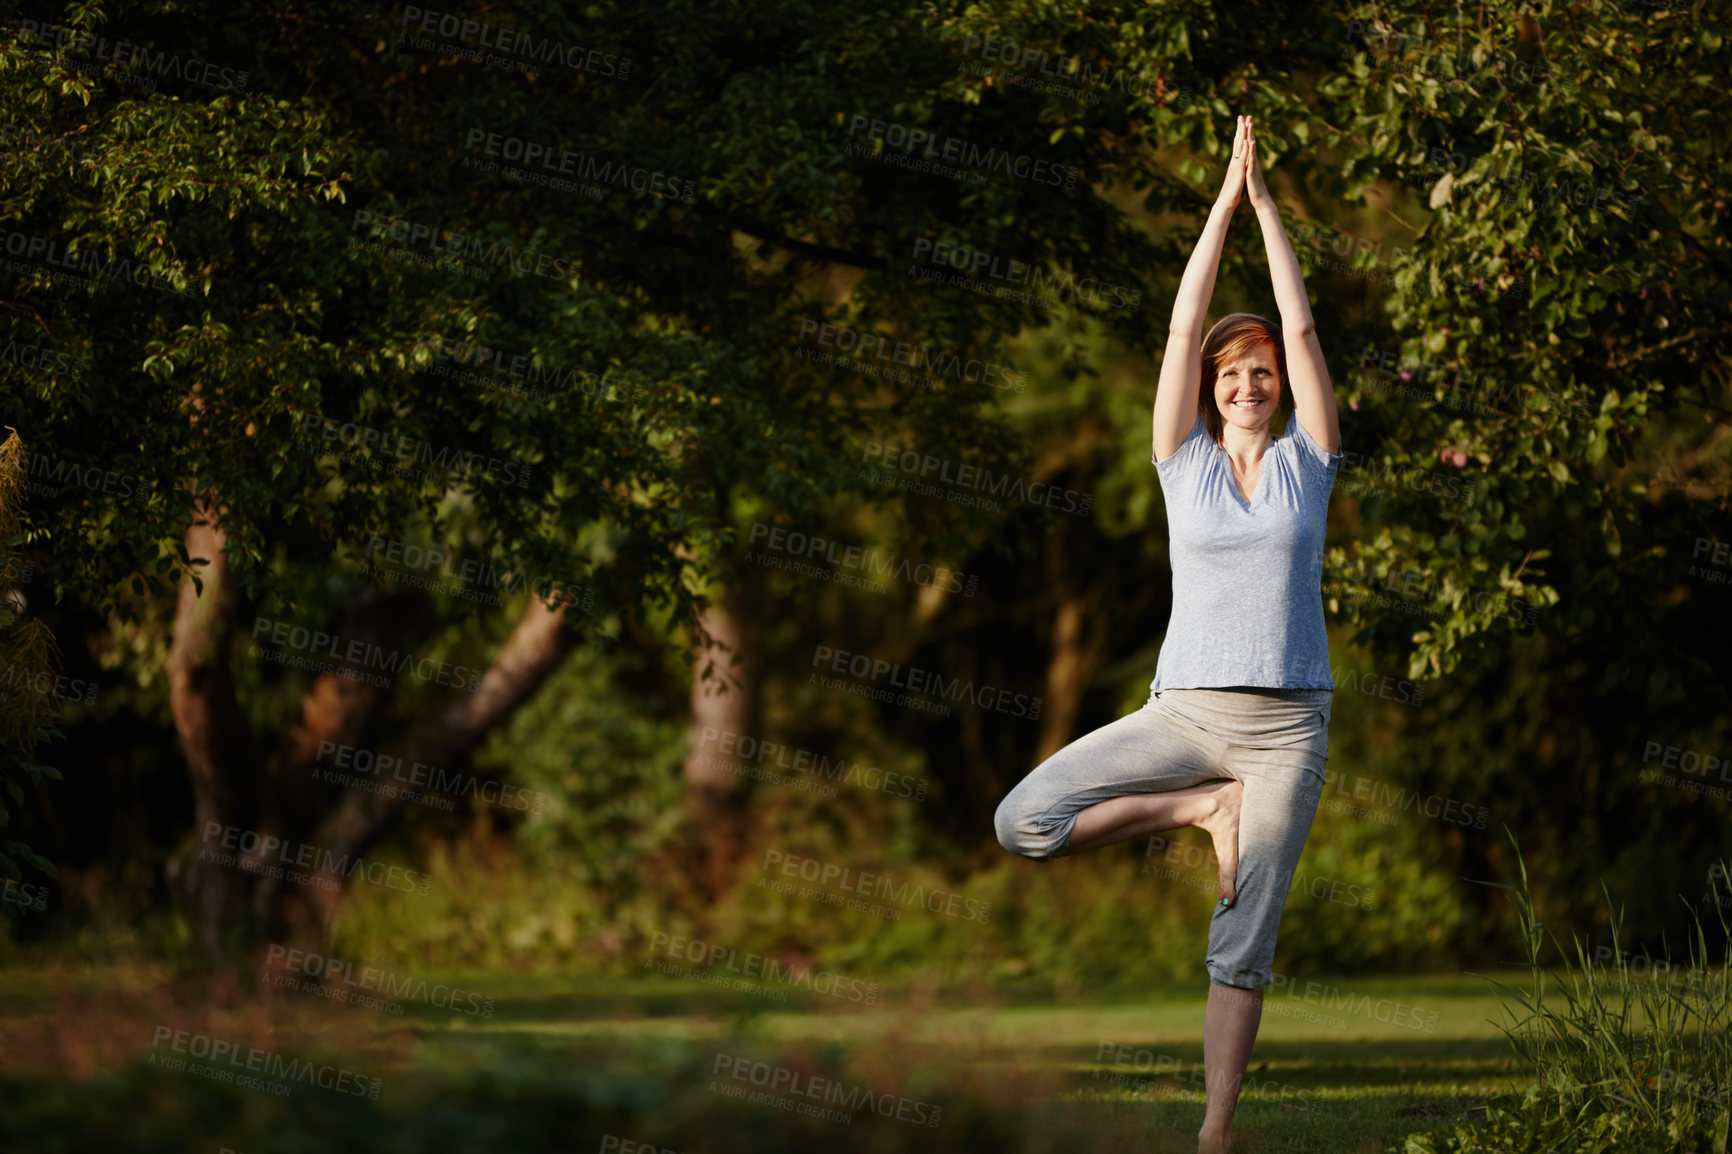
[{"xmin": 1150, "ymin": 413, "xmax": 1341, "ymax": 691}]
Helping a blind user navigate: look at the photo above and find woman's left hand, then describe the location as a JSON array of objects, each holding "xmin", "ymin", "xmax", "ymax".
[{"xmin": 1244, "ymin": 116, "xmax": 1274, "ymax": 208}]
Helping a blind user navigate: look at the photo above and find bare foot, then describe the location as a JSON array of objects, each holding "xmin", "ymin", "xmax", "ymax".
[
  {"xmin": 1193, "ymin": 780, "xmax": 1243, "ymax": 904},
  {"xmin": 1197, "ymin": 1124, "xmax": 1231, "ymax": 1154}
]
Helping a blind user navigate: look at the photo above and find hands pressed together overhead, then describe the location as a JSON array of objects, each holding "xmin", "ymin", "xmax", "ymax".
[{"xmin": 1216, "ymin": 115, "xmax": 1274, "ymax": 211}]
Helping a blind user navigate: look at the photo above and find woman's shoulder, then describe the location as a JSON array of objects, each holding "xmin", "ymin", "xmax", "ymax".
[
  {"xmin": 1274, "ymin": 413, "xmax": 1341, "ymax": 467},
  {"xmin": 1153, "ymin": 413, "xmax": 1211, "ymax": 471}
]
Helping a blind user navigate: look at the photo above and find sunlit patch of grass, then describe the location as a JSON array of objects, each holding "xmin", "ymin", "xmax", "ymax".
[{"xmin": 0, "ymin": 961, "xmax": 1543, "ymax": 1152}]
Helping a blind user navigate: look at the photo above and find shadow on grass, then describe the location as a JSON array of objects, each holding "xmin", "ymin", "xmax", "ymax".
[
  {"xmin": 0, "ymin": 1032, "xmax": 1516, "ymax": 1154},
  {"xmin": 0, "ymin": 969, "xmax": 1527, "ymax": 1153}
]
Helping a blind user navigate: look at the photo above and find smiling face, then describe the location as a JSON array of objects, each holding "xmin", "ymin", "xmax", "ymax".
[{"xmin": 1212, "ymin": 341, "xmax": 1282, "ymax": 438}]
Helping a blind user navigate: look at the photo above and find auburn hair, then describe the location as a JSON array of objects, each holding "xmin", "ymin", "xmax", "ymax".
[{"xmin": 1198, "ymin": 313, "xmax": 1288, "ymax": 444}]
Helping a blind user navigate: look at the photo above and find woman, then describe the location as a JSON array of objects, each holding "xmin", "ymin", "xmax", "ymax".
[{"xmin": 993, "ymin": 115, "xmax": 1341, "ymax": 1154}]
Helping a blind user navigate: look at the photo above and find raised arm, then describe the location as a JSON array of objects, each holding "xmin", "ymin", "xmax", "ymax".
[
  {"xmin": 1243, "ymin": 117, "xmax": 1341, "ymax": 454},
  {"xmin": 1152, "ymin": 116, "xmax": 1251, "ymax": 462}
]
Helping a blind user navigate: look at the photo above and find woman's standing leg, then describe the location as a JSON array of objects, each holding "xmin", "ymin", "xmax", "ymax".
[
  {"xmin": 1195, "ymin": 758, "xmax": 1325, "ymax": 1151},
  {"xmin": 1200, "ymin": 982, "xmax": 1264, "ymax": 1154},
  {"xmin": 1184, "ymin": 696, "xmax": 1331, "ymax": 1152}
]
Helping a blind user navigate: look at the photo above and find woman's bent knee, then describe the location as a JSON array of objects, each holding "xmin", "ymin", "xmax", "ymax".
[{"xmin": 994, "ymin": 795, "xmax": 1061, "ymax": 861}]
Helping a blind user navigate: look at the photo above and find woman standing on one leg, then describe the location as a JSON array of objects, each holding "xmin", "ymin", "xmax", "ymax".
[{"xmin": 993, "ymin": 115, "xmax": 1342, "ymax": 1154}]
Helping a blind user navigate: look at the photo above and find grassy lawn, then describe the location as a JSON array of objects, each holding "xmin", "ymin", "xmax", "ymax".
[{"xmin": 0, "ymin": 965, "xmax": 1532, "ymax": 1152}]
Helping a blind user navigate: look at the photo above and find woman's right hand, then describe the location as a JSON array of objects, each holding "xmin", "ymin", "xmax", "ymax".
[{"xmin": 1215, "ymin": 115, "xmax": 1249, "ymax": 210}]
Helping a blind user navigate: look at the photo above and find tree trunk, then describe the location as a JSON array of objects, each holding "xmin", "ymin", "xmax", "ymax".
[
  {"xmin": 164, "ymin": 487, "xmax": 257, "ymax": 963},
  {"xmin": 671, "ymin": 434, "xmax": 761, "ymax": 901},
  {"xmin": 1035, "ymin": 587, "xmax": 1111, "ymax": 763},
  {"xmin": 1033, "ymin": 491, "xmax": 1114, "ymax": 763},
  {"xmin": 679, "ymin": 582, "xmax": 758, "ymax": 899},
  {"xmin": 164, "ymin": 486, "xmax": 582, "ymax": 964},
  {"xmin": 289, "ymin": 595, "xmax": 578, "ymax": 947}
]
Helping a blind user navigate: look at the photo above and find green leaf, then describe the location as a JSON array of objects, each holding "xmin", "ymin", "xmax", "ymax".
[{"xmin": 1428, "ymin": 172, "xmax": 1456, "ymax": 209}]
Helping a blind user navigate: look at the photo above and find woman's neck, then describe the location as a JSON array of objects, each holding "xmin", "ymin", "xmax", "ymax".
[{"xmin": 1217, "ymin": 422, "xmax": 1271, "ymax": 462}]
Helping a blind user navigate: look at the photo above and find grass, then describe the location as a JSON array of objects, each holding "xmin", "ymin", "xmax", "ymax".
[
  {"xmin": 1401, "ymin": 843, "xmax": 1732, "ymax": 1153},
  {"xmin": 0, "ymin": 962, "xmax": 1530, "ymax": 1152},
  {"xmin": 10, "ymin": 841, "xmax": 1723, "ymax": 1151}
]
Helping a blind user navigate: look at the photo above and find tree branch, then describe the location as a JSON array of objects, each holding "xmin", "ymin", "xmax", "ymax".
[
  {"xmin": 727, "ymin": 216, "xmax": 887, "ymax": 270},
  {"xmin": 297, "ymin": 597, "xmax": 580, "ymax": 927}
]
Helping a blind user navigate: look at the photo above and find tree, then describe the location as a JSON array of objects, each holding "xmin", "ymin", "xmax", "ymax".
[
  {"xmin": 0, "ymin": 429, "xmax": 65, "ymax": 899},
  {"xmin": 2, "ymin": 0, "xmax": 1726, "ymax": 962}
]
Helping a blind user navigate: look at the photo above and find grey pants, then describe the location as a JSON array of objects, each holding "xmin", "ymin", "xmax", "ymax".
[{"xmin": 993, "ymin": 686, "xmax": 1332, "ymax": 989}]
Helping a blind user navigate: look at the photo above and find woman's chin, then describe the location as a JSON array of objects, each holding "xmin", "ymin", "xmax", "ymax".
[{"xmin": 1222, "ymin": 411, "xmax": 1272, "ymax": 433}]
